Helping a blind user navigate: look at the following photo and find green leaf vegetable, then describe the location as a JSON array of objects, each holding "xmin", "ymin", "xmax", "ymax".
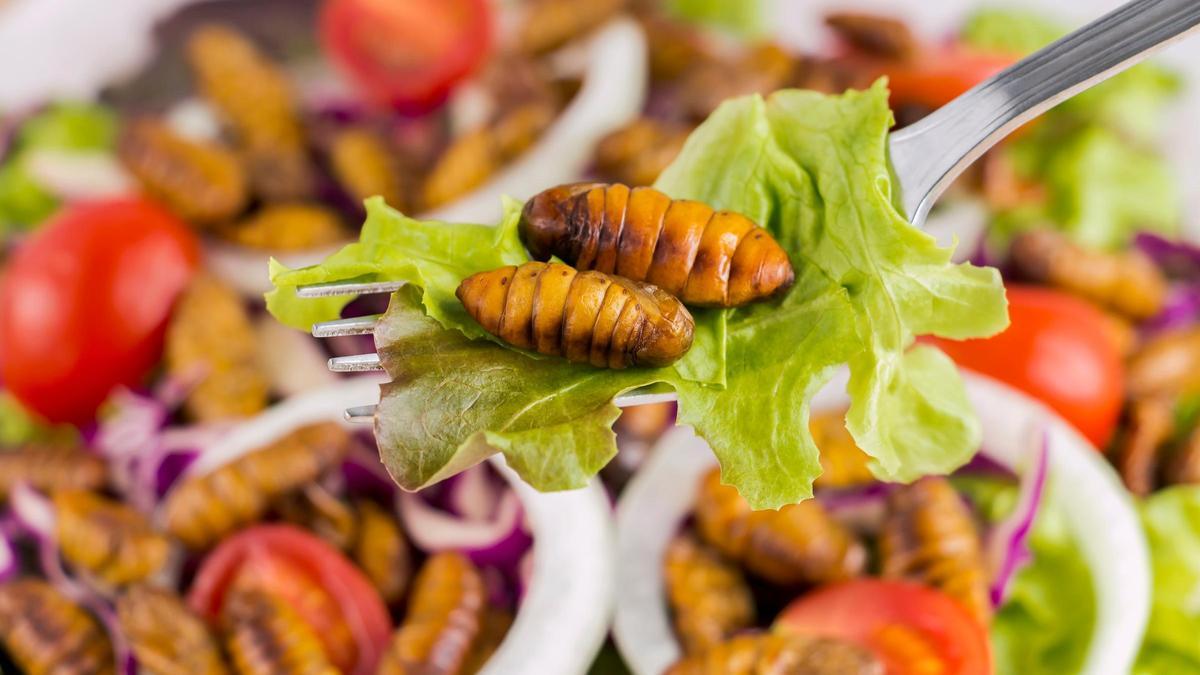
[
  {"xmin": 963, "ymin": 8, "xmax": 1181, "ymax": 250},
  {"xmin": 1134, "ymin": 486, "xmax": 1200, "ymax": 674},
  {"xmin": 269, "ymin": 82, "xmax": 1008, "ymax": 508},
  {"xmin": 665, "ymin": 0, "xmax": 765, "ymax": 37}
]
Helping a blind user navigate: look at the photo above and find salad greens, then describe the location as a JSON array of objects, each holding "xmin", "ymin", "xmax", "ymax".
[
  {"xmin": 269, "ymin": 82, "xmax": 1008, "ymax": 508},
  {"xmin": 1134, "ymin": 486, "xmax": 1200, "ymax": 674},
  {"xmin": 665, "ymin": 0, "xmax": 765, "ymax": 37},
  {"xmin": 963, "ymin": 8, "xmax": 1182, "ymax": 250}
]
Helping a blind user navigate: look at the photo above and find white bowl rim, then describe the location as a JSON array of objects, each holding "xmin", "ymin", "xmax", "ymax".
[
  {"xmin": 612, "ymin": 369, "xmax": 1150, "ymax": 675},
  {"xmin": 186, "ymin": 376, "xmax": 617, "ymax": 675}
]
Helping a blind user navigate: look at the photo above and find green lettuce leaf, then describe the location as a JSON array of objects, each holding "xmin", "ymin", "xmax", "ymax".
[
  {"xmin": 962, "ymin": 8, "xmax": 1062, "ymax": 56},
  {"xmin": 666, "ymin": 0, "xmax": 764, "ymax": 37},
  {"xmin": 1133, "ymin": 486, "xmax": 1200, "ymax": 674},
  {"xmin": 955, "ymin": 476, "xmax": 1096, "ymax": 675},
  {"xmin": 269, "ymin": 82, "xmax": 1007, "ymax": 507}
]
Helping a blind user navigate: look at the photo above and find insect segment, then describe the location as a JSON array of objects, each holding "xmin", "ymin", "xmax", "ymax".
[
  {"xmin": 663, "ymin": 533, "xmax": 755, "ymax": 655},
  {"xmin": 118, "ymin": 118, "xmax": 248, "ymax": 226},
  {"xmin": 879, "ymin": 477, "xmax": 992, "ymax": 623},
  {"xmin": 1127, "ymin": 327, "xmax": 1200, "ymax": 399},
  {"xmin": 461, "ymin": 608, "xmax": 514, "ymax": 675},
  {"xmin": 162, "ymin": 422, "xmax": 352, "ymax": 549},
  {"xmin": 376, "ymin": 552, "xmax": 486, "ymax": 675},
  {"xmin": 693, "ymin": 469, "xmax": 866, "ymax": 586},
  {"xmin": 222, "ymin": 589, "xmax": 339, "ymax": 675},
  {"xmin": 1010, "ymin": 228, "xmax": 1167, "ymax": 320},
  {"xmin": 352, "ymin": 499, "xmax": 413, "ymax": 605},
  {"xmin": 0, "ymin": 578, "xmax": 114, "ymax": 675},
  {"xmin": 116, "ymin": 585, "xmax": 228, "ymax": 675},
  {"xmin": 54, "ymin": 489, "xmax": 172, "ymax": 587},
  {"xmin": 678, "ymin": 43, "xmax": 798, "ymax": 120},
  {"xmin": 825, "ymin": 12, "xmax": 918, "ymax": 61},
  {"xmin": 328, "ymin": 127, "xmax": 410, "ymax": 212},
  {"xmin": 186, "ymin": 24, "xmax": 314, "ymax": 202},
  {"xmin": 1114, "ymin": 395, "xmax": 1175, "ymax": 496},
  {"xmin": 513, "ymin": 0, "xmax": 628, "ymax": 55},
  {"xmin": 274, "ymin": 484, "xmax": 360, "ymax": 551},
  {"xmin": 810, "ymin": 411, "xmax": 874, "ymax": 490},
  {"xmin": 457, "ymin": 261, "xmax": 695, "ymax": 368},
  {"xmin": 593, "ymin": 118, "xmax": 692, "ymax": 188},
  {"xmin": 1165, "ymin": 423, "xmax": 1200, "ymax": 487},
  {"xmin": 165, "ymin": 275, "xmax": 270, "ymax": 423},
  {"xmin": 220, "ymin": 203, "xmax": 347, "ymax": 251},
  {"xmin": 520, "ymin": 183, "xmax": 795, "ymax": 308},
  {"xmin": 0, "ymin": 446, "xmax": 107, "ymax": 499},
  {"xmin": 665, "ymin": 632, "xmax": 884, "ymax": 675}
]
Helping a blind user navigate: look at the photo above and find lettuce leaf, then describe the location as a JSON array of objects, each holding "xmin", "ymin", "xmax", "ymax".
[
  {"xmin": 1134, "ymin": 486, "xmax": 1200, "ymax": 674},
  {"xmin": 665, "ymin": 0, "xmax": 764, "ymax": 37},
  {"xmin": 269, "ymin": 82, "xmax": 1007, "ymax": 507}
]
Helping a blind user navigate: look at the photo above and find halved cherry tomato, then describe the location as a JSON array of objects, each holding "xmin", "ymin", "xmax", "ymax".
[
  {"xmin": 188, "ymin": 524, "xmax": 392, "ymax": 675},
  {"xmin": 0, "ymin": 198, "xmax": 199, "ymax": 424},
  {"xmin": 775, "ymin": 579, "xmax": 991, "ymax": 675},
  {"xmin": 320, "ymin": 0, "xmax": 493, "ymax": 113},
  {"xmin": 882, "ymin": 45, "xmax": 1014, "ymax": 110},
  {"xmin": 929, "ymin": 285, "xmax": 1124, "ymax": 448}
]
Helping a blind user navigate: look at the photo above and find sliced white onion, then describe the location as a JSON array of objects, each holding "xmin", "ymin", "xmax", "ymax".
[
  {"xmin": 0, "ymin": 531, "xmax": 17, "ymax": 583},
  {"xmin": 448, "ymin": 463, "xmax": 504, "ymax": 521},
  {"xmin": 11, "ymin": 482, "xmax": 57, "ymax": 538},
  {"xmin": 163, "ymin": 98, "xmax": 221, "ymax": 142},
  {"xmin": 254, "ymin": 315, "xmax": 339, "ymax": 398},
  {"xmin": 398, "ymin": 488, "xmax": 524, "ymax": 555},
  {"xmin": 24, "ymin": 149, "xmax": 134, "ymax": 200}
]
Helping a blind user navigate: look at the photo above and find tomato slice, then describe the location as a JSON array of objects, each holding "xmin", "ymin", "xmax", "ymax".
[
  {"xmin": 0, "ymin": 198, "xmax": 199, "ymax": 424},
  {"xmin": 881, "ymin": 45, "xmax": 1014, "ymax": 110},
  {"xmin": 929, "ymin": 285, "xmax": 1124, "ymax": 448},
  {"xmin": 320, "ymin": 0, "xmax": 493, "ymax": 113},
  {"xmin": 775, "ymin": 579, "xmax": 992, "ymax": 675},
  {"xmin": 188, "ymin": 524, "xmax": 392, "ymax": 675}
]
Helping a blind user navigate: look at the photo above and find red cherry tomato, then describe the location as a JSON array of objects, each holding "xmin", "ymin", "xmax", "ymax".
[
  {"xmin": 0, "ymin": 199, "xmax": 199, "ymax": 424},
  {"xmin": 188, "ymin": 524, "xmax": 391, "ymax": 675},
  {"xmin": 775, "ymin": 579, "xmax": 992, "ymax": 675},
  {"xmin": 929, "ymin": 285, "xmax": 1124, "ymax": 448},
  {"xmin": 883, "ymin": 46, "xmax": 1013, "ymax": 110},
  {"xmin": 320, "ymin": 0, "xmax": 493, "ymax": 113}
]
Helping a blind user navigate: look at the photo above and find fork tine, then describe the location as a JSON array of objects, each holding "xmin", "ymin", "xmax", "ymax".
[
  {"xmin": 328, "ymin": 353, "xmax": 384, "ymax": 372},
  {"xmin": 296, "ymin": 278, "xmax": 405, "ymax": 298},
  {"xmin": 312, "ymin": 315, "xmax": 380, "ymax": 338},
  {"xmin": 344, "ymin": 405, "xmax": 377, "ymax": 423}
]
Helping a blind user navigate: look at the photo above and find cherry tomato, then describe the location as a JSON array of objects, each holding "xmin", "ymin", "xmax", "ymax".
[
  {"xmin": 775, "ymin": 579, "xmax": 992, "ymax": 675},
  {"xmin": 320, "ymin": 0, "xmax": 493, "ymax": 113},
  {"xmin": 882, "ymin": 45, "xmax": 1013, "ymax": 110},
  {"xmin": 0, "ymin": 199, "xmax": 199, "ymax": 424},
  {"xmin": 929, "ymin": 285, "xmax": 1124, "ymax": 448},
  {"xmin": 188, "ymin": 524, "xmax": 391, "ymax": 675}
]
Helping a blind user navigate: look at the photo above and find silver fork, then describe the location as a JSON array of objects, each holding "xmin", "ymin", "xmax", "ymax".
[{"xmin": 300, "ymin": 0, "xmax": 1200, "ymax": 424}]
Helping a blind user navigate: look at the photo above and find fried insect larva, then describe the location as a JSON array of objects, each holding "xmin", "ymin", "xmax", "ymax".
[
  {"xmin": 635, "ymin": 11, "xmax": 711, "ymax": 83},
  {"xmin": 329, "ymin": 127, "xmax": 410, "ymax": 212},
  {"xmin": 457, "ymin": 261, "xmax": 695, "ymax": 368},
  {"xmin": 879, "ymin": 477, "xmax": 991, "ymax": 623},
  {"xmin": 186, "ymin": 24, "xmax": 313, "ymax": 202},
  {"xmin": 513, "ymin": 0, "xmax": 628, "ymax": 55},
  {"xmin": 0, "ymin": 446, "xmax": 107, "ymax": 499},
  {"xmin": 694, "ymin": 469, "xmax": 865, "ymax": 586},
  {"xmin": 461, "ymin": 607, "xmax": 514, "ymax": 675},
  {"xmin": 521, "ymin": 183, "xmax": 795, "ymax": 307},
  {"xmin": 165, "ymin": 274, "xmax": 269, "ymax": 422},
  {"xmin": 222, "ymin": 589, "xmax": 339, "ymax": 675},
  {"xmin": 376, "ymin": 552, "xmax": 486, "ymax": 675},
  {"xmin": 0, "ymin": 578, "xmax": 114, "ymax": 675},
  {"xmin": 615, "ymin": 400, "xmax": 676, "ymax": 441},
  {"xmin": 1114, "ymin": 395, "xmax": 1175, "ymax": 496},
  {"xmin": 274, "ymin": 483, "xmax": 359, "ymax": 551},
  {"xmin": 678, "ymin": 43, "xmax": 798, "ymax": 120},
  {"xmin": 663, "ymin": 533, "xmax": 754, "ymax": 655},
  {"xmin": 1165, "ymin": 422, "xmax": 1200, "ymax": 487},
  {"xmin": 1128, "ymin": 327, "xmax": 1200, "ymax": 399},
  {"xmin": 220, "ymin": 202, "xmax": 347, "ymax": 251},
  {"xmin": 54, "ymin": 489, "xmax": 172, "ymax": 587},
  {"xmin": 825, "ymin": 12, "xmax": 918, "ymax": 61},
  {"xmin": 118, "ymin": 118, "xmax": 248, "ymax": 225},
  {"xmin": 117, "ymin": 585, "xmax": 228, "ymax": 675},
  {"xmin": 665, "ymin": 632, "xmax": 883, "ymax": 675},
  {"xmin": 810, "ymin": 411, "xmax": 874, "ymax": 490},
  {"xmin": 353, "ymin": 499, "xmax": 412, "ymax": 605},
  {"xmin": 163, "ymin": 422, "xmax": 352, "ymax": 549},
  {"xmin": 1010, "ymin": 228, "xmax": 1167, "ymax": 320},
  {"xmin": 593, "ymin": 118, "xmax": 692, "ymax": 188}
]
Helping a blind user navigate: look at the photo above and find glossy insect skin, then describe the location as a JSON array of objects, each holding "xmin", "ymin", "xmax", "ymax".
[
  {"xmin": 879, "ymin": 477, "xmax": 991, "ymax": 623},
  {"xmin": 663, "ymin": 533, "xmax": 754, "ymax": 655},
  {"xmin": 222, "ymin": 589, "xmax": 339, "ymax": 675},
  {"xmin": 54, "ymin": 489, "xmax": 172, "ymax": 587},
  {"xmin": 810, "ymin": 411, "xmax": 874, "ymax": 490},
  {"xmin": 117, "ymin": 585, "xmax": 228, "ymax": 675},
  {"xmin": 514, "ymin": 0, "xmax": 628, "ymax": 55},
  {"xmin": 679, "ymin": 43, "xmax": 798, "ymax": 121},
  {"xmin": 825, "ymin": 12, "xmax": 917, "ymax": 61},
  {"xmin": 163, "ymin": 422, "xmax": 352, "ymax": 549},
  {"xmin": 1114, "ymin": 395, "xmax": 1175, "ymax": 496},
  {"xmin": 353, "ymin": 499, "xmax": 412, "ymax": 605},
  {"xmin": 594, "ymin": 118, "xmax": 692, "ymax": 188},
  {"xmin": 521, "ymin": 183, "xmax": 795, "ymax": 308},
  {"xmin": 329, "ymin": 127, "xmax": 410, "ymax": 213},
  {"xmin": 0, "ymin": 446, "xmax": 107, "ymax": 499},
  {"xmin": 1010, "ymin": 228, "xmax": 1167, "ymax": 320},
  {"xmin": 694, "ymin": 469, "xmax": 865, "ymax": 586},
  {"xmin": 274, "ymin": 484, "xmax": 359, "ymax": 551},
  {"xmin": 376, "ymin": 552, "xmax": 486, "ymax": 675},
  {"xmin": 1127, "ymin": 327, "xmax": 1200, "ymax": 400},
  {"xmin": 165, "ymin": 275, "xmax": 269, "ymax": 423},
  {"xmin": 457, "ymin": 261, "xmax": 695, "ymax": 368},
  {"xmin": 665, "ymin": 632, "xmax": 883, "ymax": 675},
  {"xmin": 0, "ymin": 578, "xmax": 114, "ymax": 675},
  {"xmin": 221, "ymin": 203, "xmax": 347, "ymax": 251},
  {"xmin": 186, "ymin": 25, "xmax": 314, "ymax": 202},
  {"xmin": 118, "ymin": 118, "xmax": 248, "ymax": 226}
]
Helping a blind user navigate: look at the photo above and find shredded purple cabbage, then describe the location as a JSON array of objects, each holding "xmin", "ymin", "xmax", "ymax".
[
  {"xmin": 1135, "ymin": 232, "xmax": 1200, "ymax": 280},
  {"xmin": 1143, "ymin": 283, "xmax": 1200, "ymax": 336},
  {"xmin": 986, "ymin": 430, "xmax": 1050, "ymax": 607}
]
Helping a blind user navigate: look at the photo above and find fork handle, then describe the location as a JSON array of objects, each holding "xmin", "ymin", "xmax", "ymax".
[{"xmin": 890, "ymin": 0, "xmax": 1200, "ymax": 224}]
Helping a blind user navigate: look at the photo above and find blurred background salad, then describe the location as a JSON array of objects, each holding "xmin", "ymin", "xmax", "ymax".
[{"xmin": 0, "ymin": 0, "xmax": 1199, "ymax": 673}]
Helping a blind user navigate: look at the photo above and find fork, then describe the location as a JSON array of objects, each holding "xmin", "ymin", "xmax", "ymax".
[{"xmin": 298, "ymin": 0, "xmax": 1200, "ymax": 424}]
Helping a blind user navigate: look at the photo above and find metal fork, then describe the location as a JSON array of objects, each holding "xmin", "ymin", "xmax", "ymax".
[{"xmin": 300, "ymin": 0, "xmax": 1200, "ymax": 423}]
